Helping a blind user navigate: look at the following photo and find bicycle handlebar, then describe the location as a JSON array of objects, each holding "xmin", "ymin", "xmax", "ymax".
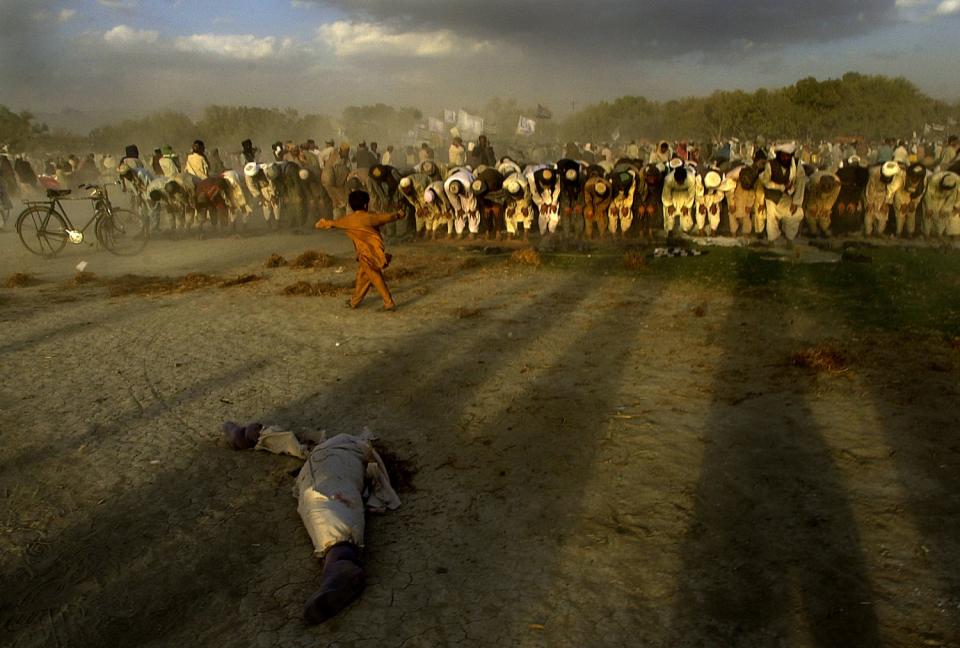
[{"xmin": 78, "ymin": 181, "xmax": 121, "ymax": 191}]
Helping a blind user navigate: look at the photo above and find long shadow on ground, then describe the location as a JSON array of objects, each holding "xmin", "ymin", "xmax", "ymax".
[{"xmin": 668, "ymin": 253, "xmax": 880, "ymax": 646}]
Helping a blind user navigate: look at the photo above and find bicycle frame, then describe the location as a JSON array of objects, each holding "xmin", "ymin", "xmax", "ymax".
[{"xmin": 23, "ymin": 186, "xmax": 116, "ymax": 235}]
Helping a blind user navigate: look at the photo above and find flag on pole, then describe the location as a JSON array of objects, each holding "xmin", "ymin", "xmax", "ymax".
[
  {"xmin": 457, "ymin": 110, "xmax": 484, "ymax": 135},
  {"xmin": 516, "ymin": 116, "xmax": 537, "ymax": 136}
]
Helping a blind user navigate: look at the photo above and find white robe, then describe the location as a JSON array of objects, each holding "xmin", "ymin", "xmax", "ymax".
[
  {"xmin": 662, "ymin": 169, "xmax": 697, "ymax": 233},
  {"xmin": 444, "ymin": 169, "xmax": 478, "ymax": 235},
  {"xmin": 250, "ymin": 428, "xmax": 401, "ymax": 559}
]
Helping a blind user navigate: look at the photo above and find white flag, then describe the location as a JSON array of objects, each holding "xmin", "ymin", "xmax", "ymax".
[
  {"xmin": 516, "ymin": 116, "xmax": 536, "ymax": 136},
  {"xmin": 457, "ymin": 110, "xmax": 484, "ymax": 135}
]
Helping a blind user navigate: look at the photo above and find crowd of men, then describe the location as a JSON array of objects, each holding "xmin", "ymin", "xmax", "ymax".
[{"xmin": 1, "ymin": 133, "xmax": 958, "ymax": 243}]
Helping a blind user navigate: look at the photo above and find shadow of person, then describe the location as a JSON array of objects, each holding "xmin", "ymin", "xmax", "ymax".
[{"xmin": 669, "ymin": 251, "xmax": 880, "ymax": 646}]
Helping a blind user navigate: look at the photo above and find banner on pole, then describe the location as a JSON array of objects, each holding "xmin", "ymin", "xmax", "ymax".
[
  {"xmin": 457, "ymin": 110, "xmax": 484, "ymax": 135},
  {"xmin": 516, "ymin": 116, "xmax": 537, "ymax": 136}
]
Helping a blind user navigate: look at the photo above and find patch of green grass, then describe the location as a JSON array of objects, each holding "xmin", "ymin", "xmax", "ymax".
[
  {"xmin": 392, "ymin": 241, "xmax": 960, "ymax": 336},
  {"xmin": 537, "ymin": 245, "xmax": 960, "ymax": 337}
]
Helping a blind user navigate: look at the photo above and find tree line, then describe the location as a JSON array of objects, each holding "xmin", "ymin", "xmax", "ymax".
[
  {"xmin": 560, "ymin": 73, "xmax": 960, "ymax": 144},
  {"xmin": 1, "ymin": 73, "xmax": 958, "ymax": 155}
]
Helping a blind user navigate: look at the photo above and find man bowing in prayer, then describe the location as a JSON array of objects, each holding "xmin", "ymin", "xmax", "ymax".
[{"xmin": 315, "ymin": 190, "xmax": 405, "ymax": 311}]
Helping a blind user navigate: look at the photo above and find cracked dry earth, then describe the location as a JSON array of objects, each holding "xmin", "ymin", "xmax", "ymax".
[{"xmin": 0, "ymin": 225, "xmax": 959, "ymax": 648}]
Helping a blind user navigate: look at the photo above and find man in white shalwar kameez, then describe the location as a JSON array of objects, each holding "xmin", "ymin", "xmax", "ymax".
[
  {"xmin": 444, "ymin": 168, "xmax": 479, "ymax": 237},
  {"xmin": 662, "ymin": 160, "xmax": 697, "ymax": 235},
  {"xmin": 759, "ymin": 142, "xmax": 807, "ymax": 241},
  {"xmin": 863, "ymin": 161, "xmax": 903, "ymax": 237},
  {"xmin": 922, "ymin": 172, "xmax": 959, "ymax": 238},
  {"xmin": 223, "ymin": 422, "xmax": 400, "ymax": 625}
]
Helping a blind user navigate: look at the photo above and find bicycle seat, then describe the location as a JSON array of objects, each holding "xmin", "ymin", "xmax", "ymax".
[{"xmin": 46, "ymin": 188, "xmax": 71, "ymax": 198}]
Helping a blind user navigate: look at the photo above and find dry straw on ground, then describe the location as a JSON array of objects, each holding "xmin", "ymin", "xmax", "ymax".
[
  {"xmin": 512, "ymin": 248, "xmax": 542, "ymax": 267},
  {"xmin": 386, "ymin": 266, "xmax": 427, "ymax": 281},
  {"xmin": 265, "ymin": 253, "xmax": 287, "ymax": 268},
  {"xmin": 219, "ymin": 274, "xmax": 262, "ymax": 288},
  {"xmin": 282, "ymin": 280, "xmax": 352, "ymax": 297},
  {"xmin": 790, "ymin": 345, "xmax": 849, "ymax": 374},
  {"xmin": 5, "ymin": 272, "xmax": 38, "ymax": 288},
  {"xmin": 105, "ymin": 273, "xmax": 219, "ymax": 296},
  {"xmin": 624, "ymin": 251, "xmax": 646, "ymax": 271},
  {"xmin": 291, "ymin": 250, "xmax": 336, "ymax": 269},
  {"xmin": 72, "ymin": 271, "xmax": 98, "ymax": 286}
]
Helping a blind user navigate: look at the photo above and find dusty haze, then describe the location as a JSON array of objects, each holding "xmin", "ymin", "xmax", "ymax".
[{"xmin": 3, "ymin": 0, "xmax": 960, "ymax": 132}]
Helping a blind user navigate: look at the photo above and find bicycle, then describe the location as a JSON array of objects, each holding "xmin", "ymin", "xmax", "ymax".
[{"xmin": 15, "ymin": 182, "xmax": 149, "ymax": 258}]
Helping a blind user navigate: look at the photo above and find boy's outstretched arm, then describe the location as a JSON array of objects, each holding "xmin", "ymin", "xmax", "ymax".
[{"xmin": 370, "ymin": 209, "xmax": 407, "ymax": 226}]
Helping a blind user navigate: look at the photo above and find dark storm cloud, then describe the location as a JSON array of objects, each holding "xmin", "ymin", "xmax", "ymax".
[
  {"xmin": 314, "ymin": 0, "xmax": 899, "ymax": 58},
  {"xmin": 0, "ymin": 1, "xmax": 64, "ymax": 87}
]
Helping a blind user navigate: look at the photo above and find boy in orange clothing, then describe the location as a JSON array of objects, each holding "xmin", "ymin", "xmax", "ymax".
[{"xmin": 315, "ymin": 190, "xmax": 406, "ymax": 310}]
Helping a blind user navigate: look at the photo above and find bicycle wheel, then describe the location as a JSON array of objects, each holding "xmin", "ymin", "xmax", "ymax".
[
  {"xmin": 97, "ymin": 207, "xmax": 149, "ymax": 255},
  {"xmin": 16, "ymin": 206, "xmax": 68, "ymax": 257}
]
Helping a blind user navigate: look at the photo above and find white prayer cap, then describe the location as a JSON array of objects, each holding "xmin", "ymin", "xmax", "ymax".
[
  {"xmin": 565, "ymin": 168, "xmax": 577, "ymax": 181},
  {"xmin": 774, "ymin": 141, "xmax": 797, "ymax": 155},
  {"xmin": 704, "ymin": 170, "xmax": 722, "ymax": 190},
  {"xmin": 399, "ymin": 176, "xmax": 412, "ymax": 189},
  {"xmin": 668, "ymin": 158, "xmax": 683, "ymax": 170},
  {"xmin": 847, "ymin": 155, "xmax": 861, "ymax": 167},
  {"xmin": 243, "ymin": 162, "xmax": 260, "ymax": 177},
  {"xmin": 881, "ymin": 161, "xmax": 900, "ymax": 178},
  {"xmin": 594, "ymin": 180, "xmax": 608, "ymax": 194},
  {"xmin": 298, "ymin": 168, "xmax": 310, "ymax": 180},
  {"xmin": 424, "ymin": 188, "xmax": 436, "ymax": 203},
  {"xmin": 505, "ymin": 179, "xmax": 521, "ymax": 194}
]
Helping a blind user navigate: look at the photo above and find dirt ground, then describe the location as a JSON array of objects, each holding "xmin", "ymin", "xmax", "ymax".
[{"xmin": 1, "ymin": 209, "xmax": 959, "ymax": 647}]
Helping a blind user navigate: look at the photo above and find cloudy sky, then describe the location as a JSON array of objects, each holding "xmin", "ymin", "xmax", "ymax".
[{"xmin": 2, "ymin": 0, "xmax": 959, "ymax": 127}]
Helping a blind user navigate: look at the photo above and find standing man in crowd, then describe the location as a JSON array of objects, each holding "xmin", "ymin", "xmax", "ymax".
[
  {"xmin": 355, "ymin": 142, "xmax": 378, "ymax": 173},
  {"xmin": 475, "ymin": 135, "xmax": 496, "ymax": 167},
  {"xmin": 939, "ymin": 135, "xmax": 958, "ymax": 171},
  {"xmin": 150, "ymin": 148, "xmax": 163, "ymax": 175},
  {"xmin": 185, "ymin": 140, "xmax": 209, "ymax": 179},
  {"xmin": 241, "ymin": 139, "xmax": 258, "ymax": 164},
  {"xmin": 322, "ymin": 143, "xmax": 352, "ymax": 218},
  {"xmin": 159, "ymin": 146, "xmax": 180, "ymax": 176},
  {"xmin": 448, "ymin": 137, "xmax": 466, "ymax": 167}
]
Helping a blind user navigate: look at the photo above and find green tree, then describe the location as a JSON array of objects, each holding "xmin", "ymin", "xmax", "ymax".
[{"xmin": 0, "ymin": 106, "xmax": 49, "ymax": 151}]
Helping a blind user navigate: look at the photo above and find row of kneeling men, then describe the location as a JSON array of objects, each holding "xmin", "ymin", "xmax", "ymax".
[{"xmin": 117, "ymin": 143, "xmax": 960, "ymax": 241}]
